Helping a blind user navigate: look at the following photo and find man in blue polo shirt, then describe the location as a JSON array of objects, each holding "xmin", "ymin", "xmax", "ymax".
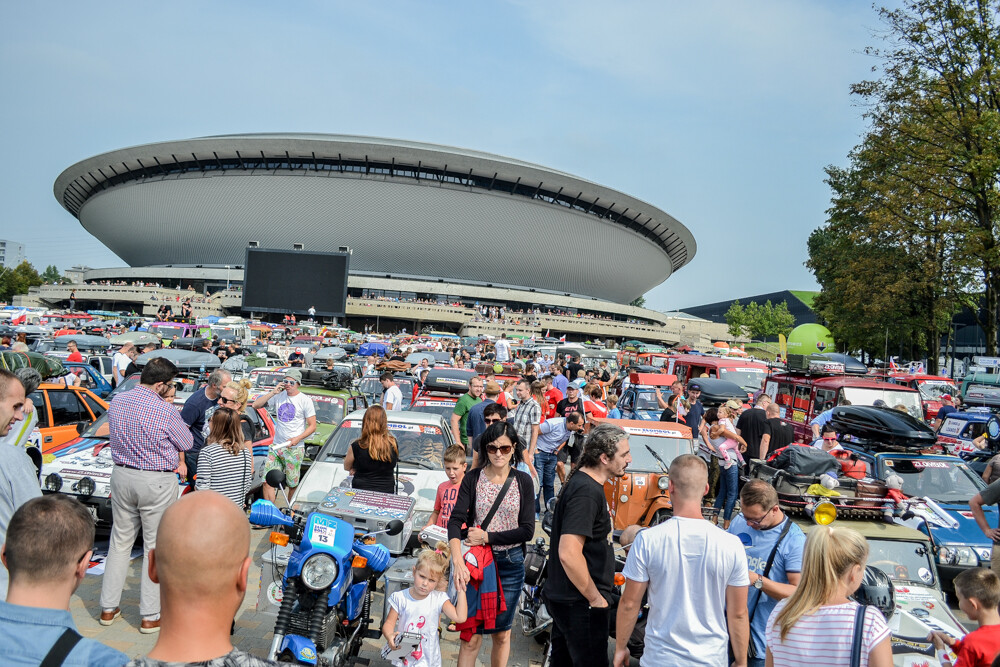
[{"xmin": 728, "ymin": 480, "xmax": 804, "ymax": 667}]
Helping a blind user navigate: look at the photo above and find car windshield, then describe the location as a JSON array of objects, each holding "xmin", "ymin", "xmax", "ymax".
[
  {"xmin": 252, "ymin": 372, "xmax": 284, "ymax": 388},
  {"xmin": 306, "ymin": 395, "xmax": 346, "ymax": 425},
  {"xmin": 359, "ymin": 377, "xmax": 383, "ymax": 396},
  {"xmin": 411, "ymin": 400, "xmax": 456, "ymax": 421},
  {"xmin": 840, "ymin": 387, "xmax": 923, "ymax": 419},
  {"xmin": 648, "ymin": 357, "xmax": 667, "ymax": 368},
  {"xmin": 149, "ymin": 325, "xmax": 189, "ymax": 339},
  {"xmin": 80, "ymin": 413, "xmax": 110, "ymax": 439},
  {"xmin": 866, "ymin": 538, "xmax": 935, "ymax": 586},
  {"xmin": 917, "ymin": 380, "xmax": 957, "ymax": 401},
  {"xmin": 882, "ymin": 458, "xmax": 985, "ymax": 503},
  {"xmin": 720, "ymin": 368, "xmax": 767, "ymax": 392},
  {"xmin": 625, "ymin": 434, "xmax": 694, "ymax": 472},
  {"xmin": 321, "ymin": 419, "xmax": 446, "ymax": 468},
  {"xmin": 635, "ymin": 391, "xmax": 662, "ymax": 411}
]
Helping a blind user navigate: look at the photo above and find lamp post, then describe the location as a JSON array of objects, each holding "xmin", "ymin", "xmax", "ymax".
[{"xmin": 225, "ymin": 265, "xmax": 230, "ymax": 291}]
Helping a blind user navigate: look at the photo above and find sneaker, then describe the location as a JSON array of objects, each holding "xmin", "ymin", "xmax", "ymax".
[
  {"xmin": 99, "ymin": 608, "xmax": 121, "ymax": 626},
  {"xmin": 140, "ymin": 618, "xmax": 161, "ymax": 634}
]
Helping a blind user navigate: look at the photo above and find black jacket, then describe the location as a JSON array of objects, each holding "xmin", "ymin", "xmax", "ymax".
[{"xmin": 447, "ymin": 467, "xmax": 535, "ymax": 549}]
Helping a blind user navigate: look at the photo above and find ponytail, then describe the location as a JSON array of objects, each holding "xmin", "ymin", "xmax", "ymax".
[
  {"xmin": 773, "ymin": 526, "xmax": 868, "ymax": 641},
  {"xmin": 416, "ymin": 541, "xmax": 451, "ymax": 578}
]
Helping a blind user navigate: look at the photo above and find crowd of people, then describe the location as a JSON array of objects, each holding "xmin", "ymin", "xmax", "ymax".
[{"xmin": 6, "ymin": 338, "xmax": 1000, "ymax": 666}]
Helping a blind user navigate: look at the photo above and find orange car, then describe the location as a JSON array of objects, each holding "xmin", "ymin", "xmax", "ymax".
[
  {"xmin": 29, "ymin": 383, "xmax": 109, "ymax": 453},
  {"xmin": 593, "ymin": 418, "xmax": 695, "ymax": 530}
]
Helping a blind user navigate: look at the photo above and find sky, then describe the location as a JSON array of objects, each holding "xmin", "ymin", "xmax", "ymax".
[{"xmin": 0, "ymin": 0, "xmax": 892, "ymax": 312}]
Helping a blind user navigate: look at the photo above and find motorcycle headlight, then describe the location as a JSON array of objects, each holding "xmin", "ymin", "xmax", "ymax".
[
  {"xmin": 657, "ymin": 476, "xmax": 669, "ymax": 491},
  {"xmin": 75, "ymin": 476, "xmax": 96, "ymax": 497},
  {"xmin": 45, "ymin": 473, "xmax": 63, "ymax": 492},
  {"xmin": 301, "ymin": 554, "xmax": 339, "ymax": 590},
  {"xmin": 938, "ymin": 545, "xmax": 978, "ymax": 566}
]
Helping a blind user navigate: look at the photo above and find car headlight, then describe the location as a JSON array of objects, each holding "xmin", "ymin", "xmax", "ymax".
[
  {"xmin": 45, "ymin": 473, "xmax": 63, "ymax": 492},
  {"xmin": 74, "ymin": 476, "xmax": 96, "ymax": 497},
  {"xmin": 938, "ymin": 545, "xmax": 978, "ymax": 566},
  {"xmin": 412, "ymin": 511, "xmax": 432, "ymax": 530},
  {"xmin": 301, "ymin": 554, "xmax": 339, "ymax": 590},
  {"xmin": 657, "ymin": 476, "xmax": 669, "ymax": 491}
]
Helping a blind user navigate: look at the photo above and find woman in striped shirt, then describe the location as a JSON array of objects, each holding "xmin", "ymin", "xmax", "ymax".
[
  {"xmin": 195, "ymin": 407, "xmax": 253, "ymax": 508},
  {"xmin": 765, "ymin": 526, "xmax": 892, "ymax": 667}
]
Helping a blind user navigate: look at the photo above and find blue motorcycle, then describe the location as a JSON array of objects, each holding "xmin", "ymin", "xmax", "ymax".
[{"xmin": 250, "ymin": 470, "xmax": 405, "ymax": 665}]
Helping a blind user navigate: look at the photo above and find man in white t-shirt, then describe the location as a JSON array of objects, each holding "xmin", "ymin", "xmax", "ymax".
[
  {"xmin": 252, "ymin": 369, "xmax": 316, "ymax": 502},
  {"xmin": 494, "ymin": 333, "xmax": 511, "ymax": 363},
  {"xmin": 380, "ymin": 372, "xmax": 403, "ymax": 410},
  {"xmin": 111, "ymin": 342, "xmax": 135, "ymax": 386},
  {"xmin": 614, "ymin": 454, "xmax": 750, "ymax": 667}
]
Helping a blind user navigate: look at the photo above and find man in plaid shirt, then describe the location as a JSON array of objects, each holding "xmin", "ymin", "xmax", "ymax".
[
  {"xmin": 100, "ymin": 356, "xmax": 192, "ymax": 634},
  {"xmin": 510, "ymin": 379, "xmax": 540, "ymax": 479}
]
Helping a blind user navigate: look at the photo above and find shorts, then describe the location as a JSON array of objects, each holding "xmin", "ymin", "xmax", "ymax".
[
  {"xmin": 557, "ymin": 446, "xmax": 581, "ymax": 465},
  {"xmin": 262, "ymin": 443, "xmax": 306, "ymax": 487}
]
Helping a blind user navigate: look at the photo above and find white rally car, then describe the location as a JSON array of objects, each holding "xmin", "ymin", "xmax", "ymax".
[{"xmin": 290, "ymin": 409, "xmax": 454, "ymax": 539}]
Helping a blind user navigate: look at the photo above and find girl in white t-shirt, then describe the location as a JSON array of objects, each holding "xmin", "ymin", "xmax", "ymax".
[
  {"xmin": 382, "ymin": 542, "xmax": 469, "ymax": 667},
  {"xmin": 765, "ymin": 526, "xmax": 892, "ymax": 667}
]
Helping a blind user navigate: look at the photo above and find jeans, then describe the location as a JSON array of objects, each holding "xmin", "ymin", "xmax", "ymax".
[
  {"xmin": 534, "ymin": 451, "xmax": 558, "ymax": 514},
  {"xmin": 713, "ymin": 463, "xmax": 738, "ymax": 521},
  {"xmin": 547, "ymin": 597, "xmax": 611, "ymax": 667}
]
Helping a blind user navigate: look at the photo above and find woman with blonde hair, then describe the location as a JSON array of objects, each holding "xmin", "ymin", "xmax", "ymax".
[
  {"xmin": 219, "ymin": 378, "xmax": 255, "ymax": 447},
  {"xmin": 196, "ymin": 407, "xmax": 254, "ymax": 508},
  {"xmin": 765, "ymin": 526, "xmax": 892, "ymax": 666},
  {"xmin": 344, "ymin": 405, "xmax": 398, "ymax": 494}
]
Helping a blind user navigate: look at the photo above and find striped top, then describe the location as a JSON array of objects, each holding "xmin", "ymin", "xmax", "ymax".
[
  {"xmin": 195, "ymin": 442, "xmax": 253, "ymax": 508},
  {"xmin": 765, "ymin": 599, "xmax": 890, "ymax": 667}
]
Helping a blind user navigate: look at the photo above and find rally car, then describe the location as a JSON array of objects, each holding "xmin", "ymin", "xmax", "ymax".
[
  {"xmin": 291, "ymin": 409, "xmax": 454, "ymax": 542},
  {"xmin": 617, "ymin": 372, "xmax": 677, "ymax": 421},
  {"xmin": 40, "ymin": 406, "xmax": 276, "ymax": 528},
  {"xmin": 409, "ymin": 368, "xmax": 477, "ymax": 421}
]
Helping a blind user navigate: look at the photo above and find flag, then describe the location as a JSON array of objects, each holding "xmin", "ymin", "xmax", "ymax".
[
  {"xmin": 559, "ymin": 335, "xmax": 566, "ymax": 342},
  {"xmin": 10, "ymin": 309, "xmax": 27, "ymax": 325},
  {"xmin": 545, "ymin": 329, "xmax": 550, "ymax": 338}
]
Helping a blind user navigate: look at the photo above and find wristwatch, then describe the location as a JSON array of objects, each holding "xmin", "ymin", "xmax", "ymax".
[{"xmin": 753, "ymin": 575, "xmax": 764, "ymax": 590}]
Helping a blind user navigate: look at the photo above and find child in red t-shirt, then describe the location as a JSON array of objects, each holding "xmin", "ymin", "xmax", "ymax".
[
  {"xmin": 426, "ymin": 445, "xmax": 467, "ymax": 530},
  {"xmin": 931, "ymin": 567, "xmax": 1000, "ymax": 667}
]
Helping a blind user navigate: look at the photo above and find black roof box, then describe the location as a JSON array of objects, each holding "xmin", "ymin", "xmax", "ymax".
[
  {"xmin": 424, "ymin": 368, "xmax": 476, "ymax": 394},
  {"xmin": 299, "ymin": 367, "xmax": 353, "ymax": 391},
  {"xmin": 829, "ymin": 405, "xmax": 936, "ymax": 449},
  {"xmin": 689, "ymin": 377, "xmax": 746, "ymax": 406}
]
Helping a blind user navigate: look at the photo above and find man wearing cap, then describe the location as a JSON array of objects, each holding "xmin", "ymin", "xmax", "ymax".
[
  {"xmin": 253, "ymin": 369, "xmax": 316, "ymax": 503},
  {"xmin": 287, "ymin": 348, "xmax": 305, "ymax": 368},
  {"xmin": 935, "ymin": 394, "xmax": 957, "ymax": 431}
]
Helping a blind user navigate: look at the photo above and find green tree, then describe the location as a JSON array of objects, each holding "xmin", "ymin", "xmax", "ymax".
[
  {"xmin": 0, "ymin": 261, "xmax": 43, "ymax": 302},
  {"xmin": 725, "ymin": 300, "xmax": 795, "ymax": 340},
  {"xmin": 851, "ymin": 0, "xmax": 1000, "ymax": 353},
  {"xmin": 40, "ymin": 265, "xmax": 61, "ymax": 283},
  {"xmin": 629, "ymin": 296, "xmax": 646, "ymax": 309}
]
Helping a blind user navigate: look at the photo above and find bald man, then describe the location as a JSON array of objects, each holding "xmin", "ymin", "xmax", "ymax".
[
  {"xmin": 128, "ymin": 491, "xmax": 275, "ymax": 666},
  {"xmin": 613, "ymin": 455, "xmax": 749, "ymax": 667}
]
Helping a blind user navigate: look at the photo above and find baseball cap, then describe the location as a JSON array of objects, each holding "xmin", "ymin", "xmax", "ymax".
[
  {"xmin": 284, "ymin": 369, "xmax": 303, "ymax": 383},
  {"xmin": 941, "ymin": 394, "xmax": 953, "ymax": 402},
  {"xmin": 725, "ymin": 399, "xmax": 743, "ymax": 410},
  {"xmin": 688, "ymin": 382, "xmax": 702, "ymax": 392},
  {"xmin": 567, "ymin": 383, "xmax": 580, "ymax": 391}
]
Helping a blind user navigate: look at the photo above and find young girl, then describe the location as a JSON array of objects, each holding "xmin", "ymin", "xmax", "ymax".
[
  {"xmin": 766, "ymin": 526, "xmax": 892, "ymax": 666},
  {"xmin": 382, "ymin": 542, "xmax": 468, "ymax": 667},
  {"xmin": 708, "ymin": 406, "xmax": 746, "ymax": 529}
]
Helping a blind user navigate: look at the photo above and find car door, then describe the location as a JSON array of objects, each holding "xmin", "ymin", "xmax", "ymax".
[{"xmin": 43, "ymin": 389, "xmax": 91, "ymax": 452}]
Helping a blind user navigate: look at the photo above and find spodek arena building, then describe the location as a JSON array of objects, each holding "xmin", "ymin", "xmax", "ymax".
[{"xmin": 43, "ymin": 134, "xmax": 706, "ymax": 343}]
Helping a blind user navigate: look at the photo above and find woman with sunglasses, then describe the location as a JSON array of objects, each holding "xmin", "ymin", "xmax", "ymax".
[
  {"xmin": 448, "ymin": 421, "xmax": 535, "ymax": 667},
  {"xmin": 218, "ymin": 379, "xmax": 255, "ymax": 450}
]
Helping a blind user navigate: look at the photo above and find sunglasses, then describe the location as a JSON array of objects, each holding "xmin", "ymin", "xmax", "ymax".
[
  {"xmin": 219, "ymin": 397, "xmax": 239, "ymax": 406},
  {"xmin": 486, "ymin": 444, "xmax": 513, "ymax": 455},
  {"xmin": 484, "ymin": 417, "xmax": 502, "ymax": 424},
  {"xmin": 284, "ymin": 380, "xmax": 299, "ymax": 385}
]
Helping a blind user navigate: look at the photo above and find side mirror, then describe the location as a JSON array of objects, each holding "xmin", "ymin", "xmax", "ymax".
[
  {"xmin": 546, "ymin": 497, "xmax": 557, "ymax": 513},
  {"xmin": 265, "ymin": 469, "xmax": 287, "ymax": 489},
  {"xmin": 386, "ymin": 519, "xmax": 405, "ymax": 536},
  {"xmin": 76, "ymin": 422, "xmax": 87, "ymax": 435}
]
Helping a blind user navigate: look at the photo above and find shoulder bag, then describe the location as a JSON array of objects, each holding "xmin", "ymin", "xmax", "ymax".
[
  {"xmin": 746, "ymin": 517, "xmax": 793, "ymax": 659},
  {"xmin": 849, "ymin": 604, "xmax": 867, "ymax": 667},
  {"xmin": 40, "ymin": 628, "xmax": 82, "ymax": 667}
]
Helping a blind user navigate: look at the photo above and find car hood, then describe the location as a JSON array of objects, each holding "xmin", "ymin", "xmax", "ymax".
[
  {"xmin": 889, "ymin": 584, "xmax": 966, "ymax": 661},
  {"xmin": 41, "ymin": 439, "xmax": 115, "ymax": 496},
  {"xmin": 291, "ymin": 460, "xmax": 446, "ymax": 516},
  {"xmin": 903, "ymin": 505, "xmax": 997, "ymax": 553}
]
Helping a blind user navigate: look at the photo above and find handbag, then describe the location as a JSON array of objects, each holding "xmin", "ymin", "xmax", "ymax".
[{"xmin": 746, "ymin": 518, "xmax": 792, "ymax": 660}]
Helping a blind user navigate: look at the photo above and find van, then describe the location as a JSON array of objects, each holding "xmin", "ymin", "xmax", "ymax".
[{"xmin": 664, "ymin": 354, "xmax": 770, "ymax": 396}]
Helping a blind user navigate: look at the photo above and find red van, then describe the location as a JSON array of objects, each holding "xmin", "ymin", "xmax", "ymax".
[
  {"xmin": 664, "ymin": 354, "xmax": 770, "ymax": 397},
  {"xmin": 765, "ymin": 371, "xmax": 923, "ymax": 443}
]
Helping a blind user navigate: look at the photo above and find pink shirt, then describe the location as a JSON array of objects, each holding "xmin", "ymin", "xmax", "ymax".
[{"xmin": 434, "ymin": 479, "xmax": 461, "ymax": 528}]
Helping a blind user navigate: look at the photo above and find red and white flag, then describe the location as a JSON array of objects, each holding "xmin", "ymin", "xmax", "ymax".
[
  {"xmin": 559, "ymin": 335, "xmax": 566, "ymax": 342},
  {"xmin": 10, "ymin": 309, "xmax": 27, "ymax": 325}
]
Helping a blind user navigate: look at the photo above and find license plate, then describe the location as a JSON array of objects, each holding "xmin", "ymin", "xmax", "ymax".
[{"xmin": 309, "ymin": 516, "xmax": 336, "ymax": 546}]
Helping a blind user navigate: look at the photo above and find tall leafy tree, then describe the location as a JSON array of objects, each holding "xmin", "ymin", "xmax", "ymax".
[
  {"xmin": 0, "ymin": 261, "xmax": 43, "ymax": 302},
  {"xmin": 40, "ymin": 265, "xmax": 61, "ymax": 283},
  {"xmin": 725, "ymin": 300, "xmax": 795, "ymax": 340}
]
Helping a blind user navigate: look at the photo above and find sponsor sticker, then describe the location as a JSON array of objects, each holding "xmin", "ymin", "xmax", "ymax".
[
  {"xmin": 912, "ymin": 460, "xmax": 948, "ymax": 469},
  {"xmin": 624, "ymin": 426, "xmax": 684, "ymax": 437},
  {"xmin": 634, "ymin": 476, "xmax": 646, "ymax": 487}
]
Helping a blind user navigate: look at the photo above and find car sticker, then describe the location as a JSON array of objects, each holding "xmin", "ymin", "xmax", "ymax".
[
  {"xmin": 420, "ymin": 426, "xmax": 442, "ymax": 434},
  {"xmin": 623, "ymin": 426, "xmax": 684, "ymax": 437},
  {"xmin": 418, "ymin": 401, "xmax": 456, "ymax": 407},
  {"xmin": 959, "ymin": 511, "xmax": 975, "ymax": 519},
  {"xmin": 634, "ymin": 476, "xmax": 646, "ymax": 487},
  {"xmin": 939, "ymin": 420, "xmax": 964, "ymax": 437},
  {"xmin": 791, "ymin": 410, "xmax": 806, "ymax": 424},
  {"xmin": 912, "ymin": 460, "xmax": 948, "ymax": 469},
  {"xmin": 918, "ymin": 568, "xmax": 933, "ymax": 584},
  {"xmin": 885, "ymin": 460, "xmax": 895, "ymax": 467},
  {"xmin": 734, "ymin": 368, "xmax": 765, "ymax": 373}
]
